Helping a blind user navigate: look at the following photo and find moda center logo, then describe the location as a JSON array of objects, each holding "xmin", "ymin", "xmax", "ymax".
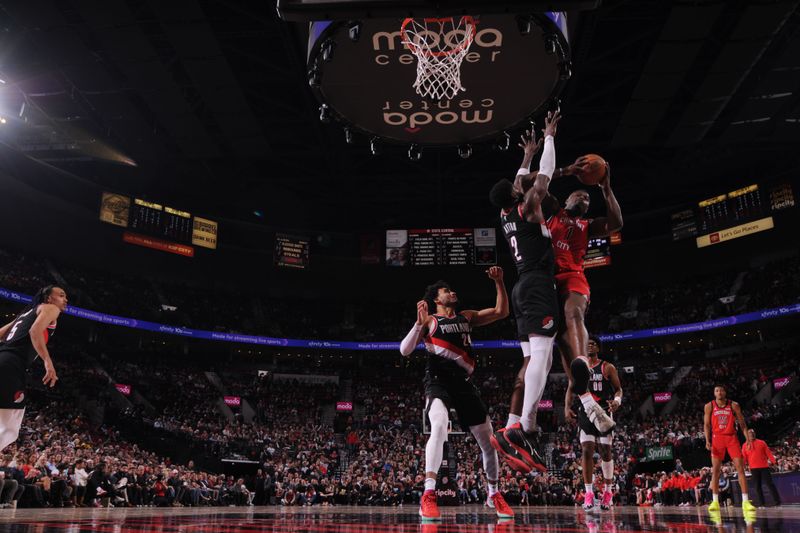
[{"xmin": 371, "ymin": 25, "xmax": 503, "ymax": 130}]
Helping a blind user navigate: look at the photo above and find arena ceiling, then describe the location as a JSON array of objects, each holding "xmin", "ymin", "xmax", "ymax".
[{"xmin": 0, "ymin": 0, "xmax": 798, "ymax": 232}]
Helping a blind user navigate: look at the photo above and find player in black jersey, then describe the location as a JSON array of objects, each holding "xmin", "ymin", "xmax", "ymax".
[
  {"xmin": 487, "ymin": 110, "xmax": 561, "ymax": 474},
  {"xmin": 565, "ymin": 336, "xmax": 622, "ymax": 511},
  {"xmin": 0, "ymin": 285, "xmax": 67, "ymax": 451},
  {"xmin": 399, "ymin": 267, "xmax": 514, "ymax": 521}
]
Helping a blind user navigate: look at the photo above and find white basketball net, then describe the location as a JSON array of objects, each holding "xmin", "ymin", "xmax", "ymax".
[{"xmin": 401, "ymin": 16, "xmax": 476, "ymax": 101}]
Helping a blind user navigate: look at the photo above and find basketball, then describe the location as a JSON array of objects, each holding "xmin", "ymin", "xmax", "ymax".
[{"xmin": 575, "ymin": 154, "xmax": 608, "ymax": 186}]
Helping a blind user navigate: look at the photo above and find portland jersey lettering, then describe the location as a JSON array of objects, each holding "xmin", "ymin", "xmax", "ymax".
[
  {"xmin": 424, "ymin": 314, "xmax": 475, "ymax": 376},
  {"xmin": 580, "ymin": 361, "xmax": 613, "ymax": 413},
  {"xmin": 500, "ymin": 203, "xmax": 555, "ymax": 275}
]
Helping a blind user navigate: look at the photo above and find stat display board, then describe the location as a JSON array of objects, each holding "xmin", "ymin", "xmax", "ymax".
[
  {"xmin": 671, "ymin": 182, "xmax": 794, "ymax": 243},
  {"xmin": 275, "ymin": 234, "xmax": 310, "ymax": 269},
  {"xmin": 99, "ymin": 192, "xmax": 218, "ymax": 256},
  {"xmin": 386, "ymin": 228, "xmax": 497, "ymax": 266},
  {"xmin": 584, "ymin": 237, "xmax": 611, "ymax": 269}
]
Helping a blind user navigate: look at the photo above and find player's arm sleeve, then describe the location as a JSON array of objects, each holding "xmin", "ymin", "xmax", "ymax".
[
  {"xmin": 399, "ymin": 324, "xmax": 424, "ymax": 356},
  {"xmin": 536, "ymin": 135, "xmax": 556, "ymax": 179}
]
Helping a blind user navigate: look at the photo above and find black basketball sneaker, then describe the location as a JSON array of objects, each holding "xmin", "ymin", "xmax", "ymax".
[{"xmin": 490, "ymin": 424, "xmax": 547, "ymax": 473}]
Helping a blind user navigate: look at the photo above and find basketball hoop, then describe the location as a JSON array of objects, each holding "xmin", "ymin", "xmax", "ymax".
[{"xmin": 400, "ymin": 16, "xmax": 477, "ymax": 101}]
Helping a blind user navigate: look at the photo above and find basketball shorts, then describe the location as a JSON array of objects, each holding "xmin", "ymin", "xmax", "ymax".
[
  {"xmin": 555, "ymin": 271, "xmax": 590, "ymax": 300},
  {"xmin": 711, "ymin": 434, "xmax": 741, "ymax": 460},
  {"xmin": 0, "ymin": 352, "xmax": 27, "ymax": 409},
  {"xmin": 424, "ymin": 371, "xmax": 488, "ymax": 429},
  {"xmin": 512, "ymin": 271, "xmax": 560, "ymax": 339},
  {"xmin": 577, "ymin": 405, "xmax": 614, "ymax": 439}
]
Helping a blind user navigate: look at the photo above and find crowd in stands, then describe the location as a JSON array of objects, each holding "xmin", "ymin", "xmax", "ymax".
[{"xmin": 0, "ymin": 246, "xmax": 799, "ymax": 510}]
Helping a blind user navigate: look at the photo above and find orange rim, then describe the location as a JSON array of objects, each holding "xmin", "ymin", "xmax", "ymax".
[{"xmin": 400, "ymin": 16, "xmax": 476, "ymax": 58}]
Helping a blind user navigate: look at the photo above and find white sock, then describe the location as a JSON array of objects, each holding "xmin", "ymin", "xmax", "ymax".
[
  {"xmin": 521, "ymin": 335, "xmax": 553, "ymax": 433},
  {"xmin": 585, "ymin": 483, "xmax": 593, "ymax": 495},
  {"xmin": 604, "ymin": 483, "xmax": 612, "ymax": 494},
  {"xmin": 580, "ymin": 392, "xmax": 598, "ymax": 410},
  {"xmin": 506, "ymin": 413, "xmax": 521, "ymax": 428},
  {"xmin": 742, "ymin": 493, "xmax": 749, "ymax": 502},
  {"xmin": 712, "ymin": 494, "xmax": 719, "ymax": 503},
  {"xmin": 488, "ymin": 482, "xmax": 498, "ymax": 497},
  {"xmin": 424, "ymin": 478, "xmax": 436, "ymax": 492}
]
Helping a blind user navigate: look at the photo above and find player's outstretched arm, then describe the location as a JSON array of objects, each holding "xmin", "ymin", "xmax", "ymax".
[
  {"xmin": 462, "ymin": 267, "xmax": 509, "ymax": 327},
  {"xmin": 521, "ymin": 110, "xmax": 560, "ymax": 223},
  {"xmin": 399, "ymin": 301, "xmax": 431, "ymax": 356},
  {"xmin": 703, "ymin": 402, "xmax": 713, "ymax": 451},
  {"xmin": 605, "ymin": 363, "xmax": 623, "ymax": 413},
  {"xmin": 589, "ymin": 164, "xmax": 623, "ymax": 238},
  {"xmin": 513, "ymin": 129, "xmax": 542, "ymax": 196}
]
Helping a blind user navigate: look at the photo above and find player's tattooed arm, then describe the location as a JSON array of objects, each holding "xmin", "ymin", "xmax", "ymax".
[
  {"xmin": 463, "ymin": 267, "xmax": 509, "ymax": 327},
  {"xmin": 589, "ymin": 163, "xmax": 623, "ymax": 238},
  {"xmin": 704, "ymin": 402, "xmax": 713, "ymax": 451}
]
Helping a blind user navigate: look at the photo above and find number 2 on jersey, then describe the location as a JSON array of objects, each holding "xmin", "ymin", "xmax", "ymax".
[{"xmin": 509, "ymin": 236, "xmax": 523, "ymax": 261}]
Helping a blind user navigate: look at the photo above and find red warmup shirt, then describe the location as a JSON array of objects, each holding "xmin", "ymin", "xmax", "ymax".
[{"xmin": 742, "ymin": 439, "xmax": 775, "ymax": 469}]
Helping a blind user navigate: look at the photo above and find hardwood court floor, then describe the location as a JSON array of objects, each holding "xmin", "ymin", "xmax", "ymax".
[{"xmin": 0, "ymin": 504, "xmax": 796, "ymax": 532}]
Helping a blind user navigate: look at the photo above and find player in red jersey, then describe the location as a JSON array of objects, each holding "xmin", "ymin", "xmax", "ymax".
[
  {"xmin": 704, "ymin": 385, "xmax": 756, "ymax": 513},
  {"xmin": 509, "ymin": 151, "xmax": 622, "ymax": 435}
]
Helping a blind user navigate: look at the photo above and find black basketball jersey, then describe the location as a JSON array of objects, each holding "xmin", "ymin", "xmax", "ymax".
[
  {"xmin": 0, "ymin": 306, "xmax": 56, "ymax": 368},
  {"xmin": 579, "ymin": 360, "xmax": 614, "ymax": 412},
  {"xmin": 500, "ymin": 203, "xmax": 555, "ymax": 276},
  {"xmin": 423, "ymin": 313, "xmax": 475, "ymax": 377}
]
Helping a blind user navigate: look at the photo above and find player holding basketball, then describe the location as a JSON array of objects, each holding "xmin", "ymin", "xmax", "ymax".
[
  {"xmin": 0, "ymin": 285, "xmax": 66, "ymax": 451},
  {"xmin": 507, "ymin": 149, "xmax": 622, "ymax": 437},
  {"xmin": 487, "ymin": 110, "xmax": 561, "ymax": 474},
  {"xmin": 704, "ymin": 385, "xmax": 756, "ymax": 513},
  {"xmin": 399, "ymin": 267, "xmax": 514, "ymax": 520},
  {"xmin": 565, "ymin": 335, "xmax": 621, "ymax": 511}
]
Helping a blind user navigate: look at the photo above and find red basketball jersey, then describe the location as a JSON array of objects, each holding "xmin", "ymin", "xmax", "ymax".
[
  {"xmin": 709, "ymin": 400, "xmax": 736, "ymax": 436},
  {"xmin": 547, "ymin": 208, "xmax": 590, "ymax": 274}
]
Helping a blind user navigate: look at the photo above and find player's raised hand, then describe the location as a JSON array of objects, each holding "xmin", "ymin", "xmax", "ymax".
[
  {"xmin": 565, "ymin": 406, "xmax": 577, "ymax": 423},
  {"xmin": 518, "ymin": 129, "xmax": 543, "ymax": 157},
  {"xmin": 486, "ymin": 266, "xmax": 504, "ymax": 281},
  {"xmin": 598, "ymin": 162, "xmax": 612, "ymax": 190},
  {"xmin": 543, "ymin": 109, "xmax": 562, "ymax": 138},
  {"xmin": 416, "ymin": 300, "xmax": 429, "ymax": 326}
]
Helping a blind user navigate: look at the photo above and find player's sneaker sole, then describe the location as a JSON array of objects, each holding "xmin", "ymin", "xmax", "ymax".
[{"xmin": 586, "ymin": 403, "xmax": 616, "ymax": 434}]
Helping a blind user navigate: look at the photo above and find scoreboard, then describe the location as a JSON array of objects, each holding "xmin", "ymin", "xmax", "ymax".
[
  {"xmin": 671, "ymin": 181, "xmax": 794, "ymax": 246},
  {"xmin": 100, "ymin": 192, "xmax": 218, "ymax": 255},
  {"xmin": 275, "ymin": 234, "xmax": 310, "ymax": 269},
  {"xmin": 129, "ymin": 199, "xmax": 193, "ymax": 243},
  {"xmin": 386, "ymin": 228, "xmax": 497, "ymax": 266}
]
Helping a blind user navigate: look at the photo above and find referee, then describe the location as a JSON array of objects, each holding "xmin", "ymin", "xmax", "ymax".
[{"xmin": 742, "ymin": 429, "xmax": 781, "ymax": 507}]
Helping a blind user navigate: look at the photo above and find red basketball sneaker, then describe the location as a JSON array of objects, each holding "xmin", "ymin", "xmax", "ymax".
[
  {"xmin": 488, "ymin": 492, "xmax": 514, "ymax": 518},
  {"xmin": 419, "ymin": 490, "xmax": 441, "ymax": 520}
]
